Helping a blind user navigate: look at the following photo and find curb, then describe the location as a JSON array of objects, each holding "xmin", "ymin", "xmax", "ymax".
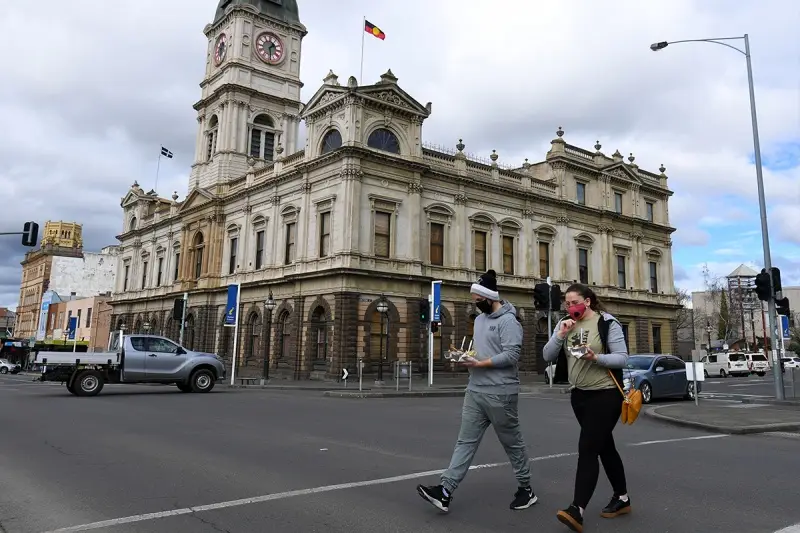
[
  {"xmin": 323, "ymin": 389, "xmax": 466, "ymax": 399},
  {"xmin": 643, "ymin": 405, "xmax": 800, "ymax": 435},
  {"xmin": 740, "ymin": 398, "xmax": 800, "ymax": 407}
]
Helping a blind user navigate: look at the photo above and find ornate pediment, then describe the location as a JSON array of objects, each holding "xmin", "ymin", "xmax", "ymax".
[
  {"xmin": 177, "ymin": 188, "xmax": 217, "ymax": 214},
  {"xmin": 359, "ymin": 84, "xmax": 430, "ymax": 118},
  {"xmin": 600, "ymin": 162, "xmax": 643, "ymax": 185},
  {"xmin": 301, "ymin": 85, "xmax": 349, "ymax": 119}
]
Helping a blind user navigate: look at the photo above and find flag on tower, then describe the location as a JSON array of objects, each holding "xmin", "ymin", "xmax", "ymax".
[
  {"xmin": 364, "ymin": 20, "xmax": 385, "ymax": 40},
  {"xmin": 160, "ymin": 146, "xmax": 173, "ymax": 158}
]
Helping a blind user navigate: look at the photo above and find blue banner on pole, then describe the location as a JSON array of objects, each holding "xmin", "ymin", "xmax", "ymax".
[
  {"xmin": 224, "ymin": 284, "xmax": 239, "ymax": 326},
  {"xmin": 432, "ymin": 281, "xmax": 442, "ymax": 322},
  {"xmin": 67, "ymin": 316, "xmax": 78, "ymax": 340},
  {"xmin": 780, "ymin": 315, "xmax": 790, "ymax": 340}
]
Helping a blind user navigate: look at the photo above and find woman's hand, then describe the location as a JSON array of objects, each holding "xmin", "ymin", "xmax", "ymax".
[
  {"xmin": 556, "ymin": 319, "xmax": 576, "ymax": 340},
  {"xmin": 580, "ymin": 347, "xmax": 598, "ymax": 361}
]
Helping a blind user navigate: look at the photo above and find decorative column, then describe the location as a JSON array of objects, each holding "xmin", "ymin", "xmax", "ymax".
[
  {"xmin": 522, "ymin": 206, "xmax": 535, "ymax": 277},
  {"xmin": 407, "ymin": 179, "xmax": 423, "ymax": 263},
  {"xmin": 454, "ymin": 192, "xmax": 468, "ymax": 269},
  {"xmin": 632, "ymin": 232, "xmax": 644, "ymax": 290},
  {"xmin": 340, "ymin": 163, "xmax": 363, "ymax": 254},
  {"xmin": 297, "ymin": 178, "xmax": 312, "ymax": 262},
  {"xmin": 556, "ymin": 213, "xmax": 570, "ymax": 280}
]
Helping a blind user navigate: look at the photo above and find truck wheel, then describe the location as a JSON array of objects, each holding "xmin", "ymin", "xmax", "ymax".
[
  {"xmin": 176, "ymin": 383, "xmax": 192, "ymax": 393},
  {"xmin": 190, "ymin": 369, "xmax": 215, "ymax": 393},
  {"xmin": 74, "ymin": 370, "xmax": 104, "ymax": 397},
  {"xmin": 0, "ymin": 367, "xmax": 8, "ymax": 374}
]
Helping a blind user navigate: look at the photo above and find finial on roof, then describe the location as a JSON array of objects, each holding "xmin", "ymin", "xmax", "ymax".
[
  {"xmin": 490, "ymin": 149, "xmax": 498, "ymax": 163},
  {"xmin": 379, "ymin": 69, "xmax": 398, "ymax": 84},
  {"xmin": 132, "ymin": 180, "xmax": 140, "ymax": 189},
  {"xmin": 347, "ymin": 75, "xmax": 358, "ymax": 89},
  {"xmin": 612, "ymin": 149, "xmax": 622, "ymax": 158},
  {"xmin": 172, "ymin": 191, "xmax": 179, "ymax": 201},
  {"xmin": 556, "ymin": 126, "xmax": 564, "ymax": 138},
  {"xmin": 659, "ymin": 164, "xmax": 666, "ymax": 174},
  {"xmin": 323, "ymin": 69, "xmax": 340, "ymax": 86},
  {"xmin": 594, "ymin": 140, "xmax": 601, "ymax": 151},
  {"xmin": 522, "ymin": 158, "xmax": 531, "ymax": 169},
  {"xmin": 456, "ymin": 139, "xmax": 465, "ymax": 152},
  {"xmin": 628, "ymin": 153, "xmax": 635, "ymax": 164},
  {"xmin": 147, "ymin": 189, "xmax": 157, "ymax": 196}
]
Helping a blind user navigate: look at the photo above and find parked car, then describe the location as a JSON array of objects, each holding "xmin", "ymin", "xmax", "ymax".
[
  {"xmin": 781, "ymin": 357, "xmax": 800, "ymax": 371},
  {"xmin": 623, "ymin": 354, "xmax": 700, "ymax": 404},
  {"xmin": 746, "ymin": 352, "xmax": 769, "ymax": 376},
  {"xmin": 700, "ymin": 351, "xmax": 750, "ymax": 378},
  {"xmin": 0, "ymin": 358, "xmax": 21, "ymax": 374}
]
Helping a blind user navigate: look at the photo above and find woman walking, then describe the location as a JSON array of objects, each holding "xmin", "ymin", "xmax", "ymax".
[{"xmin": 542, "ymin": 283, "xmax": 631, "ymax": 532}]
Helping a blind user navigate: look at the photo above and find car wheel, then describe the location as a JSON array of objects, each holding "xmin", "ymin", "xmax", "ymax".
[
  {"xmin": 684, "ymin": 382, "xmax": 696, "ymax": 400},
  {"xmin": 720, "ymin": 369, "xmax": 727, "ymax": 378},
  {"xmin": 176, "ymin": 382, "xmax": 192, "ymax": 393},
  {"xmin": 703, "ymin": 370, "xmax": 709, "ymax": 378},
  {"xmin": 73, "ymin": 370, "xmax": 104, "ymax": 397},
  {"xmin": 639, "ymin": 382, "xmax": 652, "ymax": 404},
  {"xmin": 190, "ymin": 369, "xmax": 215, "ymax": 393},
  {"xmin": 0, "ymin": 367, "xmax": 7, "ymax": 374},
  {"xmin": 757, "ymin": 372, "xmax": 765, "ymax": 377}
]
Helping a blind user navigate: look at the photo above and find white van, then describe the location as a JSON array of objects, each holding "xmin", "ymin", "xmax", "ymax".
[
  {"xmin": 746, "ymin": 352, "xmax": 769, "ymax": 376},
  {"xmin": 700, "ymin": 352, "xmax": 750, "ymax": 378}
]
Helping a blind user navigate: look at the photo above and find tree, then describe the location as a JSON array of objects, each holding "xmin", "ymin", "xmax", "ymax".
[
  {"xmin": 718, "ymin": 289, "xmax": 730, "ymax": 341},
  {"xmin": 700, "ymin": 263, "xmax": 737, "ymax": 343}
]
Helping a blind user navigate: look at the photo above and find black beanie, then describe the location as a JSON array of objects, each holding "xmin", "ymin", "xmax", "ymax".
[{"xmin": 471, "ymin": 269, "xmax": 499, "ymax": 300}]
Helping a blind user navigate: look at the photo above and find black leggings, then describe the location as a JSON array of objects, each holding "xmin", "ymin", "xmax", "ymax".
[{"xmin": 570, "ymin": 387, "xmax": 627, "ymax": 508}]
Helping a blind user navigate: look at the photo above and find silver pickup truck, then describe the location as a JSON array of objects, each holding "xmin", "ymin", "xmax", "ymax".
[{"xmin": 34, "ymin": 332, "xmax": 226, "ymax": 397}]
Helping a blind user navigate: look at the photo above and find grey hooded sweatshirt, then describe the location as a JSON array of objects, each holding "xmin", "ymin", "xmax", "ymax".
[{"xmin": 467, "ymin": 301, "xmax": 524, "ymax": 395}]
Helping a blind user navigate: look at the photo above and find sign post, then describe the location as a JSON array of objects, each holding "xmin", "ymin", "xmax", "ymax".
[
  {"xmin": 429, "ymin": 280, "xmax": 442, "ymax": 387},
  {"xmin": 225, "ymin": 284, "xmax": 241, "ymax": 386},
  {"xmin": 342, "ymin": 368, "xmax": 349, "ymax": 388},
  {"xmin": 178, "ymin": 293, "xmax": 188, "ymax": 346},
  {"xmin": 546, "ymin": 277, "xmax": 554, "ymax": 388},
  {"xmin": 688, "ymin": 350, "xmax": 705, "ymax": 406},
  {"xmin": 67, "ymin": 316, "xmax": 78, "ymax": 353}
]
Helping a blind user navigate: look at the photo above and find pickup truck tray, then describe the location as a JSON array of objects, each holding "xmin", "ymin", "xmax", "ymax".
[{"xmin": 35, "ymin": 351, "xmax": 120, "ymax": 366}]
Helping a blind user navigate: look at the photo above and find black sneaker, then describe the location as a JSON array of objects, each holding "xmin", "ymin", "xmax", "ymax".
[
  {"xmin": 509, "ymin": 486, "xmax": 538, "ymax": 510},
  {"xmin": 601, "ymin": 495, "xmax": 631, "ymax": 518},
  {"xmin": 416, "ymin": 484, "xmax": 451, "ymax": 512},
  {"xmin": 556, "ymin": 504, "xmax": 583, "ymax": 532}
]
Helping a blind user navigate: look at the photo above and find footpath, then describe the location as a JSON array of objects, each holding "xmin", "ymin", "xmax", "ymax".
[{"xmin": 645, "ymin": 400, "xmax": 800, "ymax": 434}]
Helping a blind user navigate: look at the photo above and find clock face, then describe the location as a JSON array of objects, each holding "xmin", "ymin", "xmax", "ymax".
[
  {"xmin": 255, "ymin": 32, "xmax": 284, "ymax": 64},
  {"xmin": 214, "ymin": 34, "xmax": 227, "ymax": 66}
]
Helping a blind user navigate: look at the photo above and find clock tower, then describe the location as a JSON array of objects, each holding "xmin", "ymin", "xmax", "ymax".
[{"xmin": 189, "ymin": 0, "xmax": 307, "ymax": 192}]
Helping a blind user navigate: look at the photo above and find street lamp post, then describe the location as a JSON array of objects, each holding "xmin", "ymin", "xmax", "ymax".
[
  {"xmin": 651, "ymin": 34, "xmax": 784, "ymax": 400},
  {"xmin": 263, "ymin": 291, "xmax": 276, "ymax": 384},
  {"xmin": 706, "ymin": 324, "xmax": 713, "ymax": 353},
  {"xmin": 376, "ymin": 294, "xmax": 389, "ymax": 384}
]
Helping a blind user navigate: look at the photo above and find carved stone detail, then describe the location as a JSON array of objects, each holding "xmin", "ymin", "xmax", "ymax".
[
  {"xmin": 522, "ymin": 208, "xmax": 535, "ymax": 220},
  {"xmin": 598, "ymin": 224, "xmax": 615, "ymax": 234},
  {"xmin": 375, "ymin": 91, "xmax": 408, "ymax": 108},
  {"xmin": 454, "ymin": 193, "xmax": 468, "ymax": 205},
  {"xmin": 340, "ymin": 167, "xmax": 363, "ymax": 181},
  {"xmin": 407, "ymin": 182, "xmax": 423, "ymax": 195}
]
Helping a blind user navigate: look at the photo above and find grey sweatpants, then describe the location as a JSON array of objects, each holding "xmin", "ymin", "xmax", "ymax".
[{"xmin": 440, "ymin": 389, "xmax": 532, "ymax": 492}]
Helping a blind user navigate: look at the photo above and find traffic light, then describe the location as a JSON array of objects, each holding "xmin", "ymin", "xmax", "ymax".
[
  {"xmin": 771, "ymin": 267, "xmax": 782, "ymax": 293},
  {"xmin": 754, "ymin": 268, "xmax": 771, "ymax": 301},
  {"xmin": 172, "ymin": 298, "xmax": 186, "ymax": 320},
  {"xmin": 549, "ymin": 284, "xmax": 562, "ymax": 311},
  {"xmin": 419, "ymin": 300, "xmax": 430, "ymax": 323},
  {"xmin": 533, "ymin": 283, "xmax": 549, "ymax": 309},
  {"xmin": 430, "ymin": 322, "xmax": 439, "ymax": 333},
  {"xmin": 21, "ymin": 221, "xmax": 39, "ymax": 247},
  {"xmin": 776, "ymin": 297, "xmax": 790, "ymax": 317}
]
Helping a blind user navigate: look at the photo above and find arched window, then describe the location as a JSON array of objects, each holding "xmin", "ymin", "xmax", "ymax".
[
  {"xmin": 250, "ymin": 114, "xmax": 276, "ymax": 161},
  {"xmin": 320, "ymin": 129, "xmax": 342, "ymax": 154},
  {"xmin": 206, "ymin": 115, "xmax": 219, "ymax": 160},
  {"xmin": 245, "ymin": 312, "xmax": 261, "ymax": 365},
  {"xmin": 277, "ymin": 311, "xmax": 290, "ymax": 359},
  {"xmin": 129, "ymin": 216, "xmax": 137, "ymax": 231},
  {"xmin": 311, "ymin": 307, "xmax": 327, "ymax": 362},
  {"xmin": 192, "ymin": 232, "xmax": 205, "ymax": 279},
  {"xmin": 367, "ymin": 128, "xmax": 400, "ymax": 154},
  {"xmin": 370, "ymin": 310, "xmax": 387, "ymax": 365}
]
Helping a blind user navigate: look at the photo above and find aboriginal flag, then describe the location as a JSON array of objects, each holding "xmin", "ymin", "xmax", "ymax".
[{"xmin": 364, "ymin": 20, "xmax": 385, "ymax": 40}]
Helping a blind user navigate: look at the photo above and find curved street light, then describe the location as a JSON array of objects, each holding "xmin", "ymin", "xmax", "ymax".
[
  {"xmin": 650, "ymin": 34, "xmax": 783, "ymax": 400},
  {"xmin": 265, "ymin": 292, "xmax": 276, "ymax": 312},
  {"xmin": 376, "ymin": 294, "xmax": 389, "ymax": 384},
  {"xmin": 262, "ymin": 291, "xmax": 276, "ymax": 383}
]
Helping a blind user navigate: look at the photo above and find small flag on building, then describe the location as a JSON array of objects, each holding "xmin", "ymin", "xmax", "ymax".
[
  {"xmin": 364, "ymin": 20, "xmax": 385, "ymax": 40},
  {"xmin": 160, "ymin": 146, "xmax": 173, "ymax": 158}
]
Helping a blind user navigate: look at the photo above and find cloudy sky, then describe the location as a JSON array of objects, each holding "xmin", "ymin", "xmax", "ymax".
[{"xmin": 1, "ymin": 0, "xmax": 798, "ymax": 310}]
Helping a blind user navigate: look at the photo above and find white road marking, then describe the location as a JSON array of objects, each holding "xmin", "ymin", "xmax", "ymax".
[
  {"xmin": 774, "ymin": 523, "xmax": 800, "ymax": 532},
  {"xmin": 628, "ymin": 434, "xmax": 729, "ymax": 446},
  {"xmin": 42, "ymin": 434, "xmax": 727, "ymax": 532}
]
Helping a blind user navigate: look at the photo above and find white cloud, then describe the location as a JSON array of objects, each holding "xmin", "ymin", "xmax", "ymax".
[{"xmin": 0, "ymin": 0, "xmax": 798, "ymax": 309}]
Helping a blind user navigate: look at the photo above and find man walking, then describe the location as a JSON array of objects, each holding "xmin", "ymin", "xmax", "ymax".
[{"xmin": 417, "ymin": 269, "xmax": 536, "ymax": 512}]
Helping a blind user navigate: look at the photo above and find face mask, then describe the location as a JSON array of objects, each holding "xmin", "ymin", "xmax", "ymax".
[
  {"xmin": 568, "ymin": 303, "xmax": 587, "ymax": 320},
  {"xmin": 476, "ymin": 299, "xmax": 493, "ymax": 314}
]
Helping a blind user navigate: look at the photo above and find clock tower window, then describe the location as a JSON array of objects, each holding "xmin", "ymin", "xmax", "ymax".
[
  {"xmin": 249, "ymin": 114, "xmax": 276, "ymax": 161},
  {"xmin": 206, "ymin": 115, "xmax": 219, "ymax": 161}
]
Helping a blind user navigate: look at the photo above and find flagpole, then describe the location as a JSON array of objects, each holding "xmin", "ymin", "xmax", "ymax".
[
  {"xmin": 360, "ymin": 15, "xmax": 365, "ymax": 85},
  {"xmin": 229, "ymin": 282, "xmax": 241, "ymax": 386},
  {"xmin": 155, "ymin": 149, "xmax": 162, "ymax": 195}
]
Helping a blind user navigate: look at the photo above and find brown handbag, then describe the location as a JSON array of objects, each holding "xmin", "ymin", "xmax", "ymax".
[{"xmin": 608, "ymin": 370, "xmax": 643, "ymax": 425}]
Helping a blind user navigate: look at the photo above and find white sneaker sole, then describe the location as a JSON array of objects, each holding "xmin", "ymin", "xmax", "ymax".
[
  {"xmin": 417, "ymin": 487, "xmax": 449, "ymax": 512},
  {"xmin": 511, "ymin": 495, "xmax": 539, "ymax": 510}
]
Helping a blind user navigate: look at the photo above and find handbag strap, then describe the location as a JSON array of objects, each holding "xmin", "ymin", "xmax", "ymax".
[{"xmin": 607, "ymin": 370, "xmax": 631, "ymax": 404}]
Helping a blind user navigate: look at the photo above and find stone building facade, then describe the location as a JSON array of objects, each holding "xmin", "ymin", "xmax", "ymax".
[{"xmin": 109, "ymin": 0, "xmax": 680, "ymax": 380}]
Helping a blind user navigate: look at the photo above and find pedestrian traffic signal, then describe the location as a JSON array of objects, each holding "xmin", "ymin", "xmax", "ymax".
[
  {"xmin": 549, "ymin": 284, "xmax": 563, "ymax": 311},
  {"xmin": 754, "ymin": 268, "xmax": 771, "ymax": 301},
  {"xmin": 430, "ymin": 322, "xmax": 439, "ymax": 333},
  {"xmin": 419, "ymin": 300, "xmax": 430, "ymax": 323},
  {"xmin": 776, "ymin": 297, "xmax": 790, "ymax": 317},
  {"xmin": 771, "ymin": 267, "xmax": 782, "ymax": 293},
  {"xmin": 21, "ymin": 221, "xmax": 38, "ymax": 247},
  {"xmin": 533, "ymin": 283, "xmax": 549, "ymax": 309},
  {"xmin": 172, "ymin": 298, "xmax": 186, "ymax": 320}
]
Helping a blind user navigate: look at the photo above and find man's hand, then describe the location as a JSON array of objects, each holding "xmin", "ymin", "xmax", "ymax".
[{"xmin": 557, "ymin": 319, "xmax": 576, "ymax": 340}]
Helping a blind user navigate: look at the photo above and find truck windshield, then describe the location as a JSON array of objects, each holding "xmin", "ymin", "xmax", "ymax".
[
  {"xmin": 750, "ymin": 353, "xmax": 767, "ymax": 361},
  {"xmin": 728, "ymin": 353, "xmax": 746, "ymax": 361}
]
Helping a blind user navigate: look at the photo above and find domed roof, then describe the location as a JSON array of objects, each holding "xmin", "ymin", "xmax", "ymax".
[{"xmin": 213, "ymin": 0, "xmax": 301, "ymax": 27}]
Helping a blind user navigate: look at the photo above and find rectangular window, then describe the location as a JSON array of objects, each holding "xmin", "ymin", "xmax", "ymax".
[
  {"xmin": 123, "ymin": 264, "xmax": 130, "ymax": 291},
  {"xmin": 649, "ymin": 261, "xmax": 658, "ymax": 293},
  {"xmin": 249, "ymin": 129, "xmax": 261, "ymax": 158},
  {"xmin": 576, "ymin": 182, "xmax": 586, "ymax": 205},
  {"xmin": 374, "ymin": 212, "xmax": 391, "ymax": 258},
  {"xmin": 646, "ymin": 202, "xmax": 654, "ymax": 222},
  {"xmin": 621, "ymin": 323, "xmax": 630, "ymax": 349},
  {"xmin": 284, "ymin": 223, "xmax": 296, "ymax": 264},
  {"xmin": 173, "ymin": 252, "xmax": 180, "ymax": 282},
  {"xmin": 228, "ymin": 237, "xmax": 238, "ymax": 274},
  {"xmin": 578, "ymin": 248, "xmax": 589, "ymax": 284},
  {"xmin": 474, "ymin": 231, "xmax": 487, "ymax": 271},
  {"xmin": 614, "ymin": 192, "xmax": 623, "ymax": 214},
  {"xmin": 141, "ymin": 261, "xmax": 148, "ymax": 289},
  {"xmin": 538, "ymin": 242, "xmax": 550, "ymax": 278},
  {"xmin": 77, "ymin": 309, "xmax": 82, "ymax": 328},
  {"xmin": 156, "ymin": 257, "xmax": 164, "ymax": 287},
  {"xmin": 617, "ymin": 255, "xmax": 626, "ymax": 288},
  {"xmin": 66, "ymin": 311, "xmax": 72, "ymax": 328},
  {"xmin": 85, "ymin": 307, "xmax": 92, "ymax": 328},
  {"xmin": 502, "ymin": 235, "xmax": 514, "ymax": 275},
  {"xmin": 430, "ymin": 223, "xmax": 444, "ymax": 266},
  {"xmin": 255, "ymin": 230, "xmax": 265, "ymax": 269},
  {"xmin": 652, "ymin": 325, "xmax": 662, "ymax": 353},
  {"xmin": 319, "ymin": 212, "xmax": 331, "ymax": 257}
]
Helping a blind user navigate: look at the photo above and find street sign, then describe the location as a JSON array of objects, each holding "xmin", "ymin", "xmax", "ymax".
[
  {"xmin": 779, "ymin": 314, "xmax": 790, "ymax": 340},
  {"xmin": 342, "ymin": 368, "xmax": 348, "ymax": 380},
  {"xmin": 67, "ymin": 316, "xmax": 78, "ymax": 341},
  {"xmin": 432, "ymin": 281, "xmax": 442, "ymax": 322}
]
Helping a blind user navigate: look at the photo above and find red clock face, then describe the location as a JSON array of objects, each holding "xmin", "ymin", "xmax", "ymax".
[
  {"xmin": 214, "ymin": 34, "xmax": 227, "ymax": 66},
  {"xmin": 255, "ymin": 32, "xmax": 284, "ymax": 64}
]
